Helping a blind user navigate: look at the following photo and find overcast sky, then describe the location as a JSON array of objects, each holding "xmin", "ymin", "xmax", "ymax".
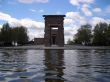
[{"xmin": 0, "ymin": 0, "xmax": 110, "ymax": 42}]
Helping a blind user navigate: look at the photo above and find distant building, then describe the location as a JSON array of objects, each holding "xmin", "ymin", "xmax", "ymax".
[{"xmin": 34, "ymin": 38, "xmax": 44, "ymax": 45}]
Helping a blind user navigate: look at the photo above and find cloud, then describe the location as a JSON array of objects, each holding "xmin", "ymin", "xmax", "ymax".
[
  {"xmin": 18, "ymin": 0, "xmax": 34, "ymax": 4},
  {"xmin": 64, "ymin": 25, "xmax": 80, "ymax": 43},
  {"xmin": 10, "ymin": 18, "xmax": 44, "ymax": 39},
  {"xmin": 66, "ymin": 12, "xmax": 82, "ymax": 20},
  {"xmin": 28, "ymin": 29, "xmax": 44, "ymax": 40},
  {"xmin": 66, "ymin": 11, "xmax": 87, "ymax": 25},
  {"xmin": 29, "ymin": 9, "xmax": 44, "ymax": 13},
  {"xmin": 18, "ymin": 0, "xmax": 48, "ymax": 4},
  {"xmin": 0, "ymin": 11, "xmax": 88, "ymax": 42},
  {"xmin": 65, "ymin": 11, "xmax": 88, "ymax": 42},
  {"xmin": 65, "ymin": 13, "xmax": 110, "ymax": 41},
  {"xmin": 0, "ymin": 12, "xmax": 21, "ymax": 26},
  {"xmin": 84, "ymin": 0, "xmax": 94, "ymax": 4},
  {"xmin": 9, "ymin": 18, "xmax": 22, "ymax": 27},
  {"xmin": 81, "ymin": 4, "xmax": 92, "ymax": 16},
  {"xmin": 65, "ymin": 12, "xmax": 110, "ymax": 42},
  {"xmin": 65, "ymin": 26, "xmax": 79, "ymax": 36},
  {"xmin": 39, "ymin": 9, "xmax": 44, "ymax": 13},
  {"xmin": 93, "ymin": 8, "xmax": 102, "ymax": 13},
  {"xmin": 0, "ymin": 24, "xmax": 2, "ymax": 28},
  {"xmin": 29, "ymin": 9, "xmax": 37, "ymax": 12},
  {"xmin": 20, "ymin": 18, "xmax": 44, "ymax": 29},
  {"xmin": 69, "ymin": 0, "xmax": 94, "ymax": 17},
  {"xmin": 64, "ymin": 18, "xmax": 75, "ymax": 25},
  {"xmin": 70, "ymin": 0, "xmax": 94, "ymax": 6},
  {"xmin": 90, "ymin": 17, "xmax": 110, "ymax": 28},
  {"xmin": 0, "ymin": 12, "xmax": 44, "ymax": 40},
  {"xmin": 70, "ymin": 0, "xmax": 79, "ymax": 6},
  {"xmin": 0, "ymin": 12, "xmax": 44, "ymax": 28},
  {"xmin": 0, "ymin": 12, "xmax": 12, "ymax": 21}
]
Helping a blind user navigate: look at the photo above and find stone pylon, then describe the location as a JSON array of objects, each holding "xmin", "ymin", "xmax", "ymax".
[{"xmin": 43, "ymin": 15, "xmax": 65, "ymax": 47}]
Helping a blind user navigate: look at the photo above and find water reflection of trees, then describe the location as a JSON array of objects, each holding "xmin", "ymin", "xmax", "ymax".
[{"xmin": 44, "ymin": 49, "xmax": 65, "ymax": 82}]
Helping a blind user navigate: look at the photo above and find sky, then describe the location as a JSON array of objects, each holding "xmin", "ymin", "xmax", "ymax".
[{"xmin": 0, "ymin": 0, "xmax": 110, "ymax": 43}]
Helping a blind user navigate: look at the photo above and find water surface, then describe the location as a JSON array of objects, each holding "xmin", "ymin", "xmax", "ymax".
[{"xmin": 0, "ymin": 49, "xmax": 110, "ymax": 82}]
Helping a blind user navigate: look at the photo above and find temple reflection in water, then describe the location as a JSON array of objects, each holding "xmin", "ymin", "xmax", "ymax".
[{"xmin": 44, "ymin": 49, "xmax": 65, "ymax": 82}]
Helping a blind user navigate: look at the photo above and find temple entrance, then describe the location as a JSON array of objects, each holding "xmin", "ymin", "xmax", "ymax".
[
  {"xmin": 52, "ymin": 34, "xmax": 56, "ymax": 45},
  {"xmin": 51, "ymin": 27, "xmax": 58, "ymax": 45}
]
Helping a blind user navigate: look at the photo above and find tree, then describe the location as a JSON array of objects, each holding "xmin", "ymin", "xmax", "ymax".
[
  {"xmin": 12, "ymin": 26, "xmax": 28, "ymax": 45},
  {"xmin": 17, "ymin": 26, "xmax": 28, "ymax": 45},
  {"xmin": 92, "ymin": 22, "xmax": 108, "ymax": 45},
  {"xmin": 74, "ymin": 24, "xmax": 92, "ymax": 45},
  {"xmin": 104, "ymin": 24, "xmax": 110, "ymax": 45},
  {"xmin": 0, "ymin": 23, "xmax": 29, "ymax": 46},
  {"xmin": 0, "ymin": 23, "xmax": 12, "ymax": 45}
]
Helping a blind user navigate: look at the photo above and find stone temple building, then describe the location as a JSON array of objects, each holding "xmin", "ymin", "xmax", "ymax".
[{"xmin": 34, "ymin": 15, "xmax": 65, "ymax": 47}]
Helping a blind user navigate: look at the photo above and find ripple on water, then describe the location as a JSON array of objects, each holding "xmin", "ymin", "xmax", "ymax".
[{"xmin": 0, "ymin": 50, "xmax": 109, "ymax": 82}]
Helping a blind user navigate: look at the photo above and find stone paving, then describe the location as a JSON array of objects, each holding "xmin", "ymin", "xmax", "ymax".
[{"xmin": 0, "ymin": 45, "xmax": 110, "ymax": 50}]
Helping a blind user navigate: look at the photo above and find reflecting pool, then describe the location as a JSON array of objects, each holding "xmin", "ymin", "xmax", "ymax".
[{"xmin": 0, "ymin": 49, "xmax": 110, "ymax": 82}]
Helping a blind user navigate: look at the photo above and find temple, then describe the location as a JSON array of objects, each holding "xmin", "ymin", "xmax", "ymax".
[
  {"xmin": 43, "ymin": 15, "xmax": 65, "ymax": 47},
  {"xmin": 34, "ymin": 15, "xmax": 65, "ymax": 47}
]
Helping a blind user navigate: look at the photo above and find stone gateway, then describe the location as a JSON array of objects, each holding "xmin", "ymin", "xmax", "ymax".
[{"xmin": 43, "ymin": 15, "xmax": 65, "ymax": 47}]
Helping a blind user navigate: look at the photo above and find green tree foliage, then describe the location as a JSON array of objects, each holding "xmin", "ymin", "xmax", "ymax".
[
  {"xmin": 74, "ymin": 24, "xmax": 92, "ymax": 45},
  {"xmin": 105, "ymin": 24, "xmax": 110, "ymax": 45},
  {"xmin": 0, "ymin": 23, "xmax": 28, "ymax": 46},
  {"xmin": 92, "ymin": 22, "xmax": 108, "ymax": 45},
  {"xmin": 12, "ymin": 26, "xmax": 28, "ymax": 45},
  {"xmin": 0, "ymin": 23, "xmax": 12, "ymax": 45}
]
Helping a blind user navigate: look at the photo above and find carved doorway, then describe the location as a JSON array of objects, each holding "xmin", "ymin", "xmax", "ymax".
[{"xmin": 52, "ymin": 34, "xmax": 56, "ymax": 45}]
